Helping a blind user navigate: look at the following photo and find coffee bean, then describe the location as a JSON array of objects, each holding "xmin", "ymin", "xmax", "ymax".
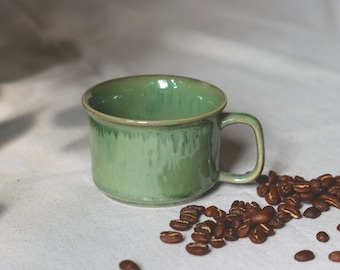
[
  {"xmin": 250, "ymin": 209, "xmax": 272, "ymax": 224},
  {"xmin": 268, "ymin": 170, "xmax": 278, "ymax": 184},
  {"xmin": 329, "ymin": 251, "xmax": 340, "ymax": 262},
  {"xmin": 276, "ymin": 211, "xmax": 292, "ymax": 223},
  {"xmin": 213, "ymin": 209, "xmax": 227, "ymax": 220},
  {"xmin": 298, "ymin": 192, "xmax": 316, "ymax": 203},
  {"xmin": 204, "ymin": 206, "xmax": 218, "ymax": 217},
  {"xmin": 209, "ymin": 238, "xmax": 226, "ymax": 248},
  {"xmin": 160, "ymin": 231, "xmax": 183, "ymax": 244},
  {"xmin": 237, "ymin": 222, "xmax": 251, "ymax": 238},
  {"xmin": 186, "ymin": 205, "xmax": 206, "ymax": 215},
  {"xmin": 223, "ymin": 228, "xmax": 238, "ymax": 241},
  {"xmin": 191, "ymin": 232, "xmax": 211, "ymax": 243},
  {"xmin": 169, "ymin": 219, "xmax": 191, "ymax": 231},
  {"xmin": 213, "ymin": 223, "xmax": 227, "ymax": 239},
  {"xmin": 256, "ymin": 184, "xmax": 269, "ymax": 197},
  {"xmin": 278, "ymin": 181, "xmax": 293, "ymax": 196},
  {"xmin": 186, "ymin": 242, "xmax": 210, "ymax": 256},
  {"xmin": 268, "ymin": 216, "xmax": 284, "ymax": 229},
  {"xmin": 248, "ymin": 226, "xmax": 266, "ymax": 244},
  {"xmin": 312, "ymin": 198, "xmax": 330, "ymax": 212},
  {"xmin": 265, "ymin": 184, "xmax": 281, "ymax": 205},
  {"xmin": 257, "ymin": 223, "xmax": 274, "ymax": 236},
  {"xmin": 320, "ymin": 194, "xmax": 340, "ymax": 208},
  {"xmin": 294, "ymin": 250, "xmax": 315, "ymax": 262},
  {"xmin": 256, "ymin": 174, "xmax": 269, "ymax": 184},
  {"xmin": 194, "ymin": 220, "xmax": 215, "ymax": 235},
  {"xmin": 119, "ymin": 260, "xmax": 141, "ymax": 270},
  {"xmin": 328, "ymin": 185, "xmax": 340, "ymax": 196},
  {"xmin": 303, "ymin": 207, "xmax": 321, "ymax": 219},
  {"xmin": 316, "ymin": 231, "xmax": 329, "ymax": 242},
  {"xmin": 180, "ymin": 212, "xmax": 199, "ymax": 224},
  {"xmin": 283, "ymin": 195, "xmax": 301, "ymax": 208},
  {"xmin": 180, "ymin": 206, "xmax": 199, "ymax": 216},
  {"xmin": 337, "ymin": 224, "xmax": 340, "ymax": 232},
  {"xmin": 293, "ymin": 182, "xmax": 311, "ymax": 193},
  {"xmin": 277, "ymin": 203, "xmax": 302, "ymax": 219}
]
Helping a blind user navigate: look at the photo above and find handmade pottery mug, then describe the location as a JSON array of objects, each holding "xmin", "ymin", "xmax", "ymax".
[{"xmin": 82, "ymin": 75, "xmax": 264, "ymax": 206}]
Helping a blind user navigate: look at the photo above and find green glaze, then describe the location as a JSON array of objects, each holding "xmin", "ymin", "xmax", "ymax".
[{"xmin": 82, "ymin": 75, "xmax": 265, "ymax": 206}]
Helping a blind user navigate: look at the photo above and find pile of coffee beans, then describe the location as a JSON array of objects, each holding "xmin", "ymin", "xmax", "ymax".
[{"xmin": 159, "ymin": 171, "xmax": 340, "ymax": 263}]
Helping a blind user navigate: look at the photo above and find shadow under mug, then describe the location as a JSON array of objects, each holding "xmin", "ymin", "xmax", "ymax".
[{"xmin": 82, "ymin": 75, "xmax": 265, "ymax": 206}]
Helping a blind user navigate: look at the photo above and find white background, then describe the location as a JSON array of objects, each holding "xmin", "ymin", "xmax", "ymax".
[{"xmin": 1, "ymin": 0, "xmax": 340, "ymax": 269}]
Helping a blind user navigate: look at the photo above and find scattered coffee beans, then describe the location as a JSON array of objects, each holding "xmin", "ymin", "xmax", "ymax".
[
  {"xmin": 159, "ymin": 171, "xmax": 340, "ymax": 264},
  {"xmin": 160, "ymin": 231, "xmax": 183, "ymax": 244},
  {"xmin": 329, "ymin": 251, "xmax": 340, "ymax": 262},
  {"xmin": 316, "ymin": 231, "xmax": 329, "ymax": 242},
  {"xmin": 119, "ymin": 260, "xmax": 141, "ymax": 270},
  {"xmin": 294, "ymin": 250, "xmax": 315, "ymax": 262}
]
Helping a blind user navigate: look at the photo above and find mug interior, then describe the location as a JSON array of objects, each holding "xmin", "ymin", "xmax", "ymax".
[{"xmin": 83, "ymin": 75, "xmax": 227, "ymax": 123}]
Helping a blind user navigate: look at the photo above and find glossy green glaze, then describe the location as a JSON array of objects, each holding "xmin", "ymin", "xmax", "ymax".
[{"xmin": 82, "ymin": 75, "xmax": 265, "ymax": 206}]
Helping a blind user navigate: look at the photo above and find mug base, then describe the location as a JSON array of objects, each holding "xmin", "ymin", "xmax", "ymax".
[{"xmin": 100, "ymin": 187, "xmax": 214, "ymax": 207}]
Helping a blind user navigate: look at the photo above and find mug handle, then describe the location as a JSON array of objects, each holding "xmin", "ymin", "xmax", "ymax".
[{"xmin": 218, "ymin": 112, "xmax": 265, "ymax": 184}]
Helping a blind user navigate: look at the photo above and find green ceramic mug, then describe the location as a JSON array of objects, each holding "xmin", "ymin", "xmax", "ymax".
[{"xmin": 82, "ymin": 75, "xmax": 265, "ymax": 206}]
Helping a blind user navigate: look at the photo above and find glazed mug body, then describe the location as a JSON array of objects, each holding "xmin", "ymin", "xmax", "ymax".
[{"xmin": 82, "ymin": 75, "xmax": 265, "ymax": 206}]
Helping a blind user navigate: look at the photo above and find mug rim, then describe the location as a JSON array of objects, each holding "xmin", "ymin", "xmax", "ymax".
[{"xmin": 82, "ymin": 74, "xmax": 228, "ymax": 126}]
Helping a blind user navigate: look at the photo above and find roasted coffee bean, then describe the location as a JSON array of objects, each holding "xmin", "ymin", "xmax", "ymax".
[
  {"xmin": 317, "ymin": 173, "xmax": 333, "ymax": 181},
  {"xmin": 186, "ymin": 242, "xmax": 210, "ymax": 256},
  {"xmin": 119, "ymin": 260, "xmax": 141, "ymax": 270},
  {"xmin": 180, "ymin": 212, "xmax": 199, "ymax": 224},
  {"xmin": 277, "ymin": 204, "xmax": 302, "ymax": 219},
  {"xmin": 303, "ymin": 207, "xmax": 321, "ymax": 219},
  {"xmin": 209, "ymin": 238, "xmax": 226, "ymax": 248},
  {"xmin": 320, "ymin": 194, "xmax": 340, "ymax": 208},
  {"xmin": 337, "ymin": 224, "xmax": 340, "ymax": 231},
  {"xmin": 169, "ymin": 219, "xmax": 191, "ymax": 231},
  {"xmin": 256, "ymin": 174, "xmax": 269, "ymax": 184},
  {"xmin": 293, "ymin": 181, "xmax": 311, "ymax": 193},
  {"xmin": 284, "ymin": 195, "xmax": 301, "ymax": 208},
  {"xmin": 316, "ymin": 231, "xmax": 329, "ymax": 242},
  {"xmin": 250, "ymin": 209, "xmax": 272, "ymax": 224},
  {"xmin": 194, "ymin": 220, "xmax": 215, "ymax": 235},
  {"xmin": 249, "ymin": 226, "xmax": 266, "ymax": 244},
  {"xmin": 329, "ymin": 251, "xmax": 340, "ymax": 262},
  {"xmin": 245, "ymin": 201, "xmax": 260, "ymax": 213},
  {"xmin": 320, "ymin": 176, "xmax": 336, "ymax": 189},
  {"xmin": 229, "ymin": 206, "xmax": 246, "ymax": 216},
  {"xmin": 268, "ymin": 216, "xmax": 284, "ymax": 229},
  {"xmin": 256, "ymin": 184, "xmax": 269, "ymax": 197},
  {"xmin": 257, "ymin": 223, "xmax": 274, "ymax": 236},
  {"xmin": 204, "ymin": 206, "xmax": 218, "ymax": 217},
  {"xmin": 213, "ymin": 209, "xmax": 227, "ymax": 220},
  {"xmin": 310, "ymin": 179, "xmax": 325, "ymax": 195},
  {"xmin": 278, "ymin": 181, "xmax": 293, "ymax": 196},
  {"xmin": 237, "ymin": 223, "xmax": 251, "ymax": 238},
  {"xmin": 186, "ymin": 205, "xmax": 205, "ymax": 215},
  {"xmin": 276, "ymin": 211, "xmax": 292, "ymax": 222},
  {"xmin": 328, "ymin": 185, "xmax": 340, "ymax": 196},
  {"xmin": 180, "ymin": 206, "xmax": 199, "ymax": 216},
  {"xmin": 262, "ymin": 205, "xmax": 276, "ymax": 216},
  {"xmin": 297, "ymin": 192, "xmax": 316, "ymax": 203},
  {"xmin": 230, "ymin": 216, "xmax": 243, "ymax": 230},
  {"xmin": 294, "ymin": 250, "xmax": 315, "ymax": 262},
  {"xmin": 191, "ymin": 232, "xmax": 211, "ymax": 243},
  {"xmin": 213, "ymin": 223, "xmax": 227, "ymax": 239},
  {"xmin": 265, "ymin": 184, "xmax": 281, "ymax": 205},
  {"xmin": 268, "ymin": 170, "xmax": 278, "ymax": 184},
  {"xmin": 160, "ymin": 231, "xmax": 183, "ymax": 244},
  {"xmin": 223, "ymin": 228, "xmax": 238, "ymax": 241},
  {"xmin": 312, "ymin": 198, "xmax": 330, "ymax": 212},
  {"xmin": 277, "ymin": 174, "xmax": 293, "ymax": 183}
]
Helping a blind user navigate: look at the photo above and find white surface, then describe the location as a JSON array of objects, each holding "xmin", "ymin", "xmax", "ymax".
[{"xmin": 1, "ymin": 0, "xmax": 340, "ymax": 269}]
